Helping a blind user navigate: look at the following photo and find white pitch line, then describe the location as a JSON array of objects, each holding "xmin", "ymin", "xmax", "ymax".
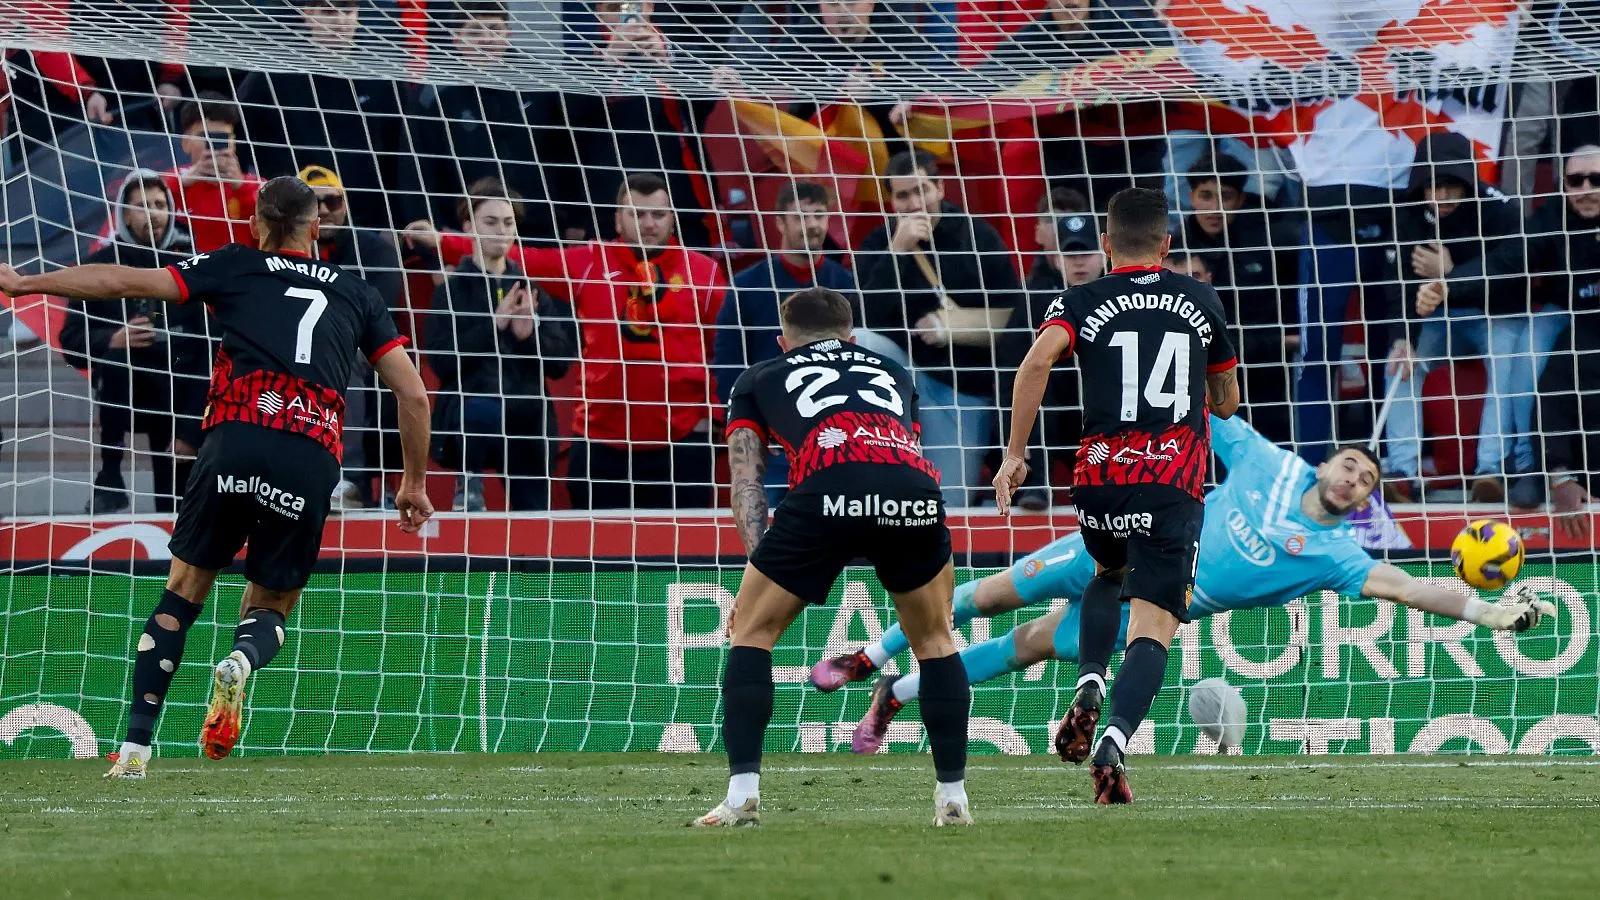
[
  {"xmin": 480, "ymin": 572, "xmax": 494, "ymax": 754},
  {"xmin": 760, "ymin": 759, "xmax": 1600, "ymax": 774}
]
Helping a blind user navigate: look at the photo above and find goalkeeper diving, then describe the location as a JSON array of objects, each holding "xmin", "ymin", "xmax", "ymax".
[{"xmin": 811, "ymin": 414, "xmax": 1558, "ymax": 753}]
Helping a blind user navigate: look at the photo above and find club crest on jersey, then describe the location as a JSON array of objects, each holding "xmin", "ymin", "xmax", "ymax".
[{"xmin": 1285, "ymin": 535, "xmax": 1306, "ymax": 555}]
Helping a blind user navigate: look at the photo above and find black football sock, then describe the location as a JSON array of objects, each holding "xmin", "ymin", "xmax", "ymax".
[
  {"xmin": 126, "ymin": 590, "xmax": 203, "ymax": 746},
  {"xmin": 721, "ymin": 646, "xmax": 774, "ymax": 778},
  {"xmin": 1076, "ymin": 574, "xmax": 1123, "ymax": 691},
  {"xmin": 232, "ymin": 608, "xmax": 287, "ymax": 671},
  {"xmin": 917, "ymin": 653, "xmax": 971, "ymax": 786},
  {"xmin": 1099, "ymin": 637, "xmax": 1170, "ymax": 765}
]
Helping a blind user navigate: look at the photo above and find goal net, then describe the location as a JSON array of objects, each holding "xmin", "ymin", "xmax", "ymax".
[{"xmin": 2, "ymin": 0, "xmax": 1598, "ymax": 760}]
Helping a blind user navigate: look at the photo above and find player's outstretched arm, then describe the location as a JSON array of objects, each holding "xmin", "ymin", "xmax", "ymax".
[
  {"xmin": 994, "ymin": 325, "xmax": 1072, "ymax": 513},
  {"xmin": 728, "ymin": 427, "xmax": 769, "ymax": 556},
  {"xmin": 0, "ymin": 262, "xmax": 182, "ymax": 302},
  {"xmin": 1361, "ymin": 563, "xmax": 1555, "ymax": 632},
  {"xmin": 373, "ymin": 345, "xmax": 435, "ymax": 533},
  {"xmin": 1206, "ymin": 365, "xmax": 1240, "ymax": 419}
]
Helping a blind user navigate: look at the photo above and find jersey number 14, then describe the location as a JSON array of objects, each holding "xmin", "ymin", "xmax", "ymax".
[{"xmin": 1108, "ymin": 330, "xmax": 1190, "ymax": 423}]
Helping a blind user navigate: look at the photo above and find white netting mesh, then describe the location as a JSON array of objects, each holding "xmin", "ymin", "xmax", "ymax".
[{"xmin": 1, "ymin": 1, "xmax": 1598, "ymax": 760}]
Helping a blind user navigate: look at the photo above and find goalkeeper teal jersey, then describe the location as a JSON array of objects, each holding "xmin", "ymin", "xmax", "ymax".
[{"xmin": 1012, "ymin": 415, "xmax": 1378, "ymax": 618}]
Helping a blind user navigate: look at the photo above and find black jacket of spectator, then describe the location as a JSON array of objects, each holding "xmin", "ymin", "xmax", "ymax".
[
  {"xmin": 1385, "ymin": 134, "xmax": 1523, "ymax": 343},
  {"xmin": 1446, "ymin": 192, "xmax": 1600, "ymax": 317},
  {"xmin": 727, "ymin": 1, "xmax": 953, "ymax": 95},
  {"xmin": 236, "ymin": 70, "xmax": 408, "ymax": 231},
  {"xmin": 979, "ymin": 1, "xmax": 1168, "ymax": 76},
  {"xmin": 1178, "ymin": 210, "xmax": 1299, "ymax": 363},
  {"xmin": 317, "ymin": 226, "xmax": 403, "ymax": 310},
  {"xmin": 60, "ymin": 179, "xmax": 208, "ymax": 382},
  {"xmin": 426, "ymin": 257, "xmax": 577, "ymax": 403},
  {"xmin": 59, "ymin": 178, "xmax": 210, "ymax": 449},
  {"xmin": 1004, "ymin": 256, "xmax": 1081, "ymax": 413},
  {"xmin": 400, "ymin": 85, "xmax": 577, "ymax": 242},
  {"xmin": 858, "ymin": 201, "xmax": 1023, "ymax": 399}
]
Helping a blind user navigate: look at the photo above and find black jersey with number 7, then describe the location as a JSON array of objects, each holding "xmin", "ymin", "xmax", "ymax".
[
  {"xmin": 1038, "ymin": 264, "xmax": 1236, "ymax": 500},
  {"xmin": 166, "ymin": 243, "xmax": 407, "ymax": 462}
]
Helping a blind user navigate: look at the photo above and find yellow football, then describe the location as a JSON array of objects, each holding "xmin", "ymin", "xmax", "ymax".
[{"xmin": 1450, "ymin": 520, "xmax": 1525, "ymax": 590}]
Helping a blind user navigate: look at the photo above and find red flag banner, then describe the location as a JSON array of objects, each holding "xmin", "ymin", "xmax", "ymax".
[{"xmin": 909, "ymin": 1, "xmax": 1518, "ymax": 182}]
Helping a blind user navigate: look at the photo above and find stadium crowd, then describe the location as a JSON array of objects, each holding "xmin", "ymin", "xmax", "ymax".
[{"xmin": 4, "ymin": 0, "xmax": 1600, "ymax": 525}]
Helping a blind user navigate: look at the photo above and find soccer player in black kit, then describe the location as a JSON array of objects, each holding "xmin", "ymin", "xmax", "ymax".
[
  {"xmin": 691, "ymin": 287, "xmax": 972, "ymax": 828},
  {"xmin": 993, "ymin": 188, "xmax": 1240, "ymax": 804},
  {"xmin": 0, "ymin": 176, "xmax": 435, "ymax": 778}
]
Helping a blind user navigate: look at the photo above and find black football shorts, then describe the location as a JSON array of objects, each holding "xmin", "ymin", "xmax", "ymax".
[
  {"xmin": 1070, "ymin": 482, "xmax": 1203, "ymax": 622},
  {"xmin": 750, "ymin": 475, "xmax": 952, "ymax": 605},
  {"xmin": 169, "ymin": 421, "xmax": 340, "ymax": 591}
]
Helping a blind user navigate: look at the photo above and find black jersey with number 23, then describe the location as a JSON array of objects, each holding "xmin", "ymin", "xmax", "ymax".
[
  {"xmin": 1039, "ymin": 265, "xmax": 1236, "ymax": 500},
  {"xmin": 166, "ymin": 244, "xmax": 406, "ymax": 462},
  {"xmin": 725, "ymin": 337, "xmax": 940, "ymax": 495}
]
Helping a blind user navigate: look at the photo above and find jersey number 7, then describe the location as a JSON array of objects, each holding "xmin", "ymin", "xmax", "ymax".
[{"xmin": 286, "ymin": 287, "xmax": 330, "ymax": 365}]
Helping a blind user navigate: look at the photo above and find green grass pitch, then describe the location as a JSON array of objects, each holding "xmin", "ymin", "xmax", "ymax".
[{"xmin": 2, "ymin": 753, "xmax": 1597, "ymax": 899}]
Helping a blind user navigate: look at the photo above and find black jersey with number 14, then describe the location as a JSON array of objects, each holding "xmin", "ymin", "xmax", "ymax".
[
  {"xmin": 166, "ymin": 243, "xmax": 406, "ymax": 462},
  {"xmin": 1039, "ymin": 265, "xmax": 1236, "ymax": 500},
  {"xmin": 725, "ymin": 338, "xmax": 940, "ymax": 495}
]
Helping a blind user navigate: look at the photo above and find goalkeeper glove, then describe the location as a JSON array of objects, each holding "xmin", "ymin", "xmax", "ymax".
[{"xmin": 1470, "ymin": 583, "xmax": 1557, "ymax": 632}]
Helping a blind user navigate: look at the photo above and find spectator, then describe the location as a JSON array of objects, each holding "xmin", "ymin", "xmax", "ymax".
[
  {"xmin": 728, "ymin": 1, "xmax": 953, "ymax": 72},
  {"xmin": 426, "ymin": 177, "xmax": 577, "ymax": 511},
  {"xmin": 980, "ymin": 0, "xmax": 1167, "ymax": 73},
  {"xmin": 1430, "ymin": 144, "xmax": 1600, "ymax": 505},
  {"xmin": 299, "ymin": 165, "xmax": 406, "ymax": 511},
  {"xmin": 163, "ymin": 92, "xmax": 262, "ymax": 253},
  {"xmin": 1162, "ymin": 249, "xmax": 1213, "ymax": 284},
  {"xmin": 515, "ymin": 173, "xmax": 727, "ymax": 510},
  {"xmin": 1377, "ymin": 133, "xmax": 1524, "ymax": 502},
  {"xmin": 2, "ymin": 49, "xmax": 114, "ymax": 165},
  {"xmin": 995, "ymin": 200, "xmax": 1099, "ymax": 511},
  {"xmin": 857, "ymin": 149, "xmax": 1023, "ymax": 506},
  {"xmin": 1533, "ymin": 150, "xmax": 1600, "ymax": 523},
  {"xmin": 720, "ymin": 0, "xmax": 955, "ymax": 111},
  {"xmin": 563, "ymin": 3, "xmax": 717, "ymax": 248},
  {"xmin": 1031, "ymin": 184, "xmax": 1089, "ymax": 239},
  {"xmin": 58, "ymin": 170, "xmax": 209, "ymax": 514},
  {"xmin": 400, "ymin": 1, "xmax": 579, "ymax": 244},
  {"xmin": 711, "ymin": 180, "xmax": 858, "ymax": 503},
  {"xmin": 1176, "ymin": 153, "xmax": 1300, "ymax": 444},
  {"xmin": 236, "ymin": 0, "xmax": 408, "ymax": 231},
  {"xmin": 1292, "ymin": 152, "xmax": 1405, "ymax": 464}
]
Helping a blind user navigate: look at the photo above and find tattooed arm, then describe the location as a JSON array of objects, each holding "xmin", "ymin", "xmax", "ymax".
[
  {"xmin": 728, "ymin": 427, "xmax": 770, "ymax": 556},
  {"xmin": 1206, "ymin": 365, "xmax": 1240, "ymax": 419}
]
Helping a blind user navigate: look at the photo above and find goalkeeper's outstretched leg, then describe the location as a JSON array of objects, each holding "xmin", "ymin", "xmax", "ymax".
[
  {"xmin": 851, "ymin": 595, "xmax": 1127, "ymax": 753},
  {"xmin": 811, "ymin": 566, "xmax": 1040, "ymax": 692}
]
